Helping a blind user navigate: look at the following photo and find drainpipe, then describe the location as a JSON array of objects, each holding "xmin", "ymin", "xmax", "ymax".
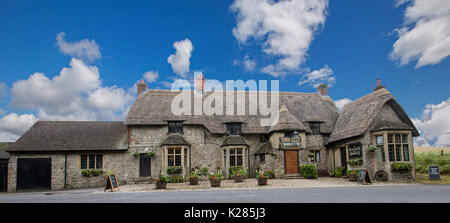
[{"xmin": 64, "ymin": 152, "xmax": 67, "ymax": 189}]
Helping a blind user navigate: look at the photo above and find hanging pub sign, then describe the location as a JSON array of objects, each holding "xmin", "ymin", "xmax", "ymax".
[
  {"xmin": 104, "ymin": 174, "xmax": 120, "ymax": 192},
  {"xmin": 358, "ymin": 168, "xmax": 371, "ymax": 185},
  {"xmin": 348, "ymin": 143, "xmax": 362, "ymax": 158},
  {"xmin": 428, "ymin": 166, "xmax": 440, "ymax": 180}
]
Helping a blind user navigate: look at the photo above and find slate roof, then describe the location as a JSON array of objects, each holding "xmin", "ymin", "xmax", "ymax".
[
  {"xmin": 255, "ymin": 143, "xmax": 273, "ymax": 155},
  {"xmin": 8, "ymin": 121, "xmax": 127, "ymax": 152},
  {"xmin": 0, "ymin": 142, "xmax": 10, "ymax": 159},
  {"xmin": 161, "ymin": 134, "xmax": 191, "ymax": 146},
  {"xmin": 329, "ymin": 88, "xmax": 419, "ymax": 143},
  {"xmin": 221, "ymin": 135, "xmax": 249, "ymax": 147},
  {"xmin": 125, "ymin": 90, "xmax": 339, "ymax": 134}
]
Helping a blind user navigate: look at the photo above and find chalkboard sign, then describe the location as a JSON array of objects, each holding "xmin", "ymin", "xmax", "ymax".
[
  {"xmin": 358, "ymin": 168, "xmax": 371, "ymax": 185},
  {"xmin": 428, "ymin": 166, "xmax": 440, "ymax": 180},
  {"xmin": 104, "ymin": 175, "xmax": 120, "ymax": 192}
]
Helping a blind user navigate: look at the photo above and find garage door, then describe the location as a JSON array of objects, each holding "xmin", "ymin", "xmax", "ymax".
[{"xmin": 17, "ymin": 158, "xmax": 51, "ymax": 191}]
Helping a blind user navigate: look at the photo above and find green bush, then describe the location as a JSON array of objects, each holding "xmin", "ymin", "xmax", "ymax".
[
  {"xmin": 200, "ymin": 166, "xmax": 209, "ymax": 176},
  {"xmin": 300, "ymin": 164, "xmax": 318, "ymax": 179},
  {"xmin": 331, "ymin": 166, "xmax": 346, "ymax": 177},
  {"xmin": 441, "ymin": 164, "xmax": 450, "ymax": 174},
  {"xmin": 346, "ymin": 169, "xmax": 360, "ymax": 176}
]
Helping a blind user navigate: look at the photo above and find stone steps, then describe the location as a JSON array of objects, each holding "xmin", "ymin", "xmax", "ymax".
[{"xmin": 285, "ymin": 174, "xmax": 303, "ymax": 179}]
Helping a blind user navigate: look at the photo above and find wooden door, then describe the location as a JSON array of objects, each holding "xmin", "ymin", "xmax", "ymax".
[
  {"xmin": 139, "ymin": 154, "xmax": 151, "ymax": 177},
  {"xmin": 0, "ymin": 160, "xmax": 7, "ymax": 192},
  {"xmin": 285, "ymin": 150, "xmax": 299, "ymax": 174},
  {"xmin": 340, "ymin": 147, "xmax": 347, "ymax": 170},
  {"xmin": 17, "ymin": 158, "xmax": 51, "ymax": 191}
]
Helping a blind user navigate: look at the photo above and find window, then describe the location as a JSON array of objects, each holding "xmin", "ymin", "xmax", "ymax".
[
  {"xmin": 375, "ymin": 135, "xmax": 385, "ymax": 162},
  {"xmin": 260, "ymin": 134, "xmax": 269, "ymax": 142},
  {"xmin": 260, "ymin": 154, "xmax": 265, "ymax": 162},
  {"xmin": 80, "ymin": 154, "xmax": 102, "ymax": 169},
  {"xmin": 387, "ymin": 133, "xmax": 410, "ymax": 162},
  {"xmin": 168, "ymin": 121, "xmax": 183, "ymax": 134},
  {"xmin": 229, "ymin": 148, "xmax": 243, "ymax": 166},
  {"xmin": 309, "ymin": 122, "xmax": 321, "ymax": 134},
  {"xmin": 309, "ymin": 150, "xmax": 320, "ymax": 162},
  {"xmin": 226, "ymin": 123, "xmax": 242, "ymax": 135},
  {"xmin": 167, "ymin": 148, "xmax": 182, "ymax": 167}
]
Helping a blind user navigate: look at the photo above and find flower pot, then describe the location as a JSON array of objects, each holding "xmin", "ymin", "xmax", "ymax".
[
  {"xmin": 348, "ymin": 173, "xmax": 358, "ymax": 182},
  {"xmin": 209, "ymin": 179, "xmax": 221, "ymax": 187},
  {"xmin": 189, "ymin": 178, "xmax": 199, "ymax": 185},
  {"xmin": 257, "ymin": 178, "xmax": 268, "ymax": 185},
  {"xmin": 234, "ymin": 175, "xmax": 244, "ymax": 183},
  {"xmin": 155, "ymin": 181, "xmax": 167, "ymax": 189}
]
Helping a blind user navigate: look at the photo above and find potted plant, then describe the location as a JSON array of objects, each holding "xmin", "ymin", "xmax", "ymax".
[
  {"xmin": 368, "ymin": 145, "xmax": 377, "ymax": 152},
  {"xmin": 132, "ymin": 151, "xmax": 140, "ymax": 157},
  {"xmin": 189, "ymin": 171, "xmax": 199, "ymax": 185},
  {"xmin": 391, "ymin": 162, "xmax": 413, "ymax": 172},
  {"xmin": 146, "ymin": 151, "xmax": 155, "ymax": 157},
  {"xmin": 208, "ymin": 171, "xmax": 224, "ymax": 187},
  {"xmin": 154, "ymin": 172, "xmax": 167, "ymax": 189},
  {"xmin": 256, "ymin": 170, "xmax": 269, "ymax": 185},
  {"xmin": 270, "ymin": 151, "xmax": 276, "ymax": 157},
  {"xmin": 347, "ymin": 169, "xmax": 360, "ymax": 182},
  {"xmin": 266, "ymin": 169, "xmax": 275, "ymax": 179},
  {"xmin": 167, "ymin": 166, "xmax": 182, "ymax": 174},
  {"xmin": 231, "ymin": 167, "xmax": 247, "ymax": 183}
]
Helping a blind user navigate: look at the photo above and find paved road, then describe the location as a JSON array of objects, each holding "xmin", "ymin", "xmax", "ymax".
[{"xmin": 1, "ymin": 185, "xmax": 449, "ymax": 203}]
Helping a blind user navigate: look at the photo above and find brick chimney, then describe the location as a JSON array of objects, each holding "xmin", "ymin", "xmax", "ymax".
[
  {"xmin": 374, "ymin": 78, "xmax": 385, "ymax": 91},
  {"xmin": 195, "ymin": 73, "xmax": 205, "ymax": 93},
  {"xmin": 317, "ymin": 84, "xmax": 328, "ymax": 96},
  {"xmin": 137, "ymin": 79, "xmax": 147, "ymax": 96}
]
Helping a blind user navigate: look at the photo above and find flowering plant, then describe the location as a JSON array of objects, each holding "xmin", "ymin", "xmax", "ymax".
[
  {"xmin": 208, "ymin": 171, "xmax": 224, "ymax": 181},
  {"xmin": 256, "ymin": 170, "xmax": 269, "ymax": 179}
]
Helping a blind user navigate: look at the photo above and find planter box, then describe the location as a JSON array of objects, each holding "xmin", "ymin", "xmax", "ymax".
[
  {"xmin": 210, "ymin": 179, "xmax": 221, "ymax": 187},
  {"xmin": 155, "ymin": 181, "xmax": 167, "ymax": 190},
  {"xmin": 189, "ymin": 178, "xmax": 199, "ymax": 185},
  {"xmin": 257, "ymin": 178, "xmax": 268, "ymax": 185},
  {"xmin": 234, "ymin": 175, "xmax": 244, "ymax": 183},
  {"xmin": 348, "ymin": 173, "xmax": 358, "ymax": 182}
]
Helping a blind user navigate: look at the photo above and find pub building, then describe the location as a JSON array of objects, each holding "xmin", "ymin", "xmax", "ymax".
[{"xmin": 4, "ymin": 76, "xmax": 418, "ymax": 192}]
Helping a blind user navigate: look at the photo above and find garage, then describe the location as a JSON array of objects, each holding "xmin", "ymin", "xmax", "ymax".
[{"xmin": 17, "ymin": 158, "xmax": 51, "ymax": 191}]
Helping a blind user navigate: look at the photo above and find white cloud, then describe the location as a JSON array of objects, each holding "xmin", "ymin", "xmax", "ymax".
[
  {"xmin": 0, "ymin": 113, "xmax": 37, "ymax": 136},
  {"xmin": 1, "ymin": 58, "xmax": 136, "ymax": 142},
  {"xmin": 231, "ymin": 0, "xmax": 329, "ymax": 76},
  {"xmin": 243, "ymin": 55, "xmax": 256, "ymax": 71},
  {"xmin": 390, "ymin": 0, "xmax": 450, "ymax": 68},
  {"xmin": 297, "ymin": 65, "xmax": 335, "ymax": 87},
  {"xmin": 167, "ymin": 39, "xmax": 194, "ymax": 77},
  {"xmin": 143, "ymin": 71, "xmax": 159, "ymax": 83},
  {"xmin": 334, "ymin": 98, "xmax": 352, "ymax": 111},
  {"xmin": 56, "ymin": 32, "xmax": 101, "ymax": 62},
  {"xmin": 412, "ymin": 97, "xmax": 450, "ymax": 147}
]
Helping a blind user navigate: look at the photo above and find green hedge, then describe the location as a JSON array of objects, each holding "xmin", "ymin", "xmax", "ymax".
[{"xmin": 300, "ymin": 164, "xmax": 318, "ymax": 179}]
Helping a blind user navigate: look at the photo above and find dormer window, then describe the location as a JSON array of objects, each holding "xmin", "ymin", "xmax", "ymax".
[
  {"xmin": 226, "ymin": 123, "xmax": 242, "ymax": 135},
  {"xmin": 168, "ymin": 121, "xmax": 183, "ymax": 134},
  {"xmin": 309, "ymin": 122, "xmax": 321, "ymax": 134}
]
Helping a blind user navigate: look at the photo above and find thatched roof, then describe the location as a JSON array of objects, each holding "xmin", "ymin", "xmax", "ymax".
[
  {"xmin": 161, "ymin": 134, "xmax": 190, "ymax": 146},
  {"xmin": 329, "ymin": 88, "xmax": 419, "ymax": 143},
  {"xmin": 255, "ymin": 143, "xmax": 273, "ymax": 155},
  {"xmin": 268, "ymin": 104, "xmax": 308, "ymax": 133},
  {"xmin": 371, "ymin": 120, "xmax": 413, "ymax": 132},
  {"xmin": 0, "ymin": 142, "xmax": 11, "ymax": 159},
  {"xmin": 8, "ymin": 121, "xmax": 127, "ymax": 152},
  {"xmin": 221, "ymin": 135, "xmax": 248, "ymax": 147},
  {"xmin": 125, "ymin": 90, "xmax": 339, "ymax": 134}
]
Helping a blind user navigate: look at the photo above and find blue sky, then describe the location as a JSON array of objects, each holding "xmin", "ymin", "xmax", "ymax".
[{"xmin": 0, "ymin": 0, "xmax": 449, "ymax": 146}]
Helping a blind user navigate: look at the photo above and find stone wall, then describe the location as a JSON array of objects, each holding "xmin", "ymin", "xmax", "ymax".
[{"xmin": 7, "ymin": 151, "xmax": 128, "ymax": 192}]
